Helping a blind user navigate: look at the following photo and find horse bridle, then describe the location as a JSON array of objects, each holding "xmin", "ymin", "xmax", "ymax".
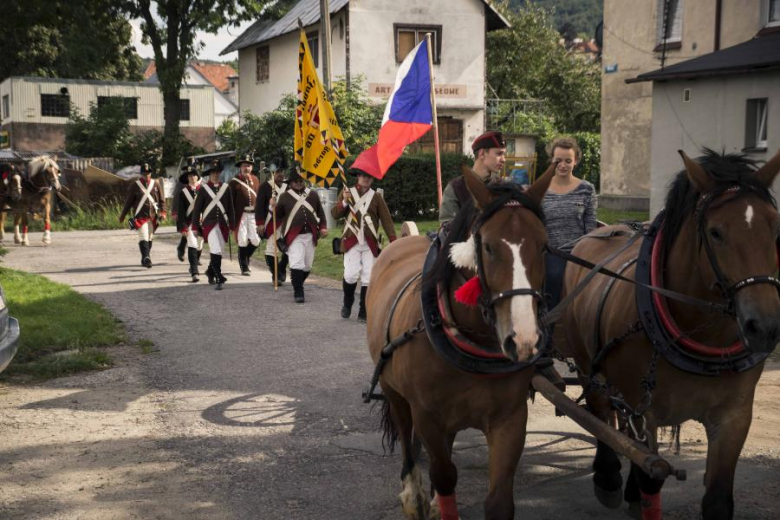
[
  {"xmin": 695, "ymin": 185, "xmax": 780, "ymax": 316},
  {"xmin": 470, "ymin": 193, "xmax": 546, "ymax": 328}
]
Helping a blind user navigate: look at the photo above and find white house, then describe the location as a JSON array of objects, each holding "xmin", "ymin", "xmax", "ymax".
[
  {"xmin": 221, "ymin": 0, "xmax": 509, "ymax": 155},
  {"xmin": 144, "ymin": 61, "xmax": 239, "ymax": 128},
  {"xmin": 0, "ymin": 76, "xmax": 216, "ymax": 152}
]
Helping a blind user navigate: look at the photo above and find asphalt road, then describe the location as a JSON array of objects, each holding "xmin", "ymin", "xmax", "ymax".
[{"xmin": 1, "ymin": 228, "xmax": 778, "ymax": 519}]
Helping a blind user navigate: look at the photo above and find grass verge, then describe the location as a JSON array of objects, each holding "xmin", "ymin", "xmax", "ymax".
[{"xmin": 0, "ymin": 267, "xmax": 125, "ymax": 380}]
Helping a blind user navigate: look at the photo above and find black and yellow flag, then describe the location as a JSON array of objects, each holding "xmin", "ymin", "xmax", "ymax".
[{"xmin": 294, "ymin": 30, "xmax": 348, "ymax": 188}]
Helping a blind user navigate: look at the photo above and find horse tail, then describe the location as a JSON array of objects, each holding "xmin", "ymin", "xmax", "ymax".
[{"xmin": 379, "ymin": 399, "xmax": 399, "ymax": 454}]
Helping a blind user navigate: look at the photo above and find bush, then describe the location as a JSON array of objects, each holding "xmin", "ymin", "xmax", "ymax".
[
  {"xmin": 571, "ymin": 131, "xmax": 601, "ymax": 189},
  {"xmin": 340, "ymin": 153, "xmax": 472, "ymax": 221}
]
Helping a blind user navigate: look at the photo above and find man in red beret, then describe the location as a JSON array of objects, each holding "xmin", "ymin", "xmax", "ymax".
[{"xmin": 438, "ymin": 131, "xmax": 506, "ymax": 224}]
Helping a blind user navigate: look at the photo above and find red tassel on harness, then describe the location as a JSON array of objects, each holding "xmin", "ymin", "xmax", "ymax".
[
  {"xmin": 640, "ymin": 491, "xmax": 662, "ymax": 520},
  {"xmin": 454, "ymin": 276, "xmax": 482, "ymax": 306}
]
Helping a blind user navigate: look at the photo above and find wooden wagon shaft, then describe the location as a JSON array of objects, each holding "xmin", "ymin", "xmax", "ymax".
[{"xmin": 531, "ymin": 375, "xmax": 687, "ymax": 482}]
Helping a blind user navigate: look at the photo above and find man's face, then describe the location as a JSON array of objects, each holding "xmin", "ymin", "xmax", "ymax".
[
  {"xmin": 188, "ymin": 173, "xmax": 199, "ymax": 186},
  {"xmin": 357, "ymin": 174, "xmax": 374, "ymax": 190},
  {"xmin": 479, "ymin": 147, "xmax": 506, "ymax": 175},
  {"xmin": 274, "ymin": 171, "xmax": 285, "ymax": 184},
  {"xmin": 240, "ymin": 163, "xmax": 252, "ymax": 176},
  {"xmin": 209, "ymin": 171, "xmax": 221, "ymax": 183},
  {"xmin": 291, "ymin": 179, "xmax": 305, "ymax": 191}
]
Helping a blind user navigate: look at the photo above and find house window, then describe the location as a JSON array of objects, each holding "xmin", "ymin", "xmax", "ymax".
[
  {"xmin": 745, "ymin": 98, "xmax": 768, "ymax": 150},
  {"xmin": 97, "ymin": 96, "xmax": 138, "ymax": 119},
  {"xmin": 408, "ymin": 118, "xmax": 462, "ymax": 154},
  {"xmin": 180, "ymin": 99, "xmax": 190, "ymax": 121},
  {"xmin": 41, "ymin": 94, "xmax": 70, "ymax": 117},
  {"xmin": 395, "ymin": 25, "xmax": 442, "ymax": 64},
  {"xmin": 655, "ymin": 0, "xmax": 684, "ymax": 49},
  {"xmin": 769, "ymin": 0, "xmax": 780, "ymax": 26},
  {"xmin": 2, "ymin": 95, "xmax": 8, "ymax": 119},
  {"xmin": 256, "ymin": 45, "xmax": 269, "ymax": 83},
  {"xmin": 307, "ymin": 31, "xmax": 319, "ymax": 68}
]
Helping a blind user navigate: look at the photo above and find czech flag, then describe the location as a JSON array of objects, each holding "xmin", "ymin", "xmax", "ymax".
[{"xmin": 352, "ymin": 41, "xmax": 432, "ymax": 179}]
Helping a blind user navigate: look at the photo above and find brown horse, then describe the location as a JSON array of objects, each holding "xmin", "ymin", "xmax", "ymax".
[
  {"xmin": 0, "ymin": 156, "xmax": 61, "ymax": 246},
  {"xmin": 366, "ymin": 165, "xmax": 555, "ymax": 520},
  {"xmin": 562, "ymin": 149, "xmax": 780, "ymax": 520}
]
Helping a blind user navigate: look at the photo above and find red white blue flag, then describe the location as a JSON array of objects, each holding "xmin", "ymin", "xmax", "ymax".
[{"xmin": 352, "ymin": 41, "xmax": 432, "ymax": 179}]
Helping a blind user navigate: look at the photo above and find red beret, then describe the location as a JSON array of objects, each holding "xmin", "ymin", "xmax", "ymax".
[{"xmin": 471, "ymin": 131, "xmax": 506, "ymax": 153}]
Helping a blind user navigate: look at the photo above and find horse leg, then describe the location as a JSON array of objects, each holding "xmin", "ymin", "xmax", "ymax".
[
  {"xmin": 21, "ymin": 213, "xmax": 29, "ymax": 246},
  {"xmin": 483, "ymin": 406, "xmax": 529, "ymax": 520},
  {"xmin": 383, "ymin": 386, "xmax": 429, "ymax": 520},
  {"xmin": 586, "ymin": 393, "xmax": 624, "ymax": 508},
  {"xmin": 42, "ymin": 200, "xmax": 51, "ymax": 244},
  {"xmin": 0, "ymin": 209, "xmax": 5, "ymax": 242},
  {"xmin": 413, "ymin": 415, "xmax": 458, "ymax": 520},
  {"xmin": 429, "ymin": 432, "xmax": 457, "ymax": 518},
  {"xmin": 700, "ymin": 406, "xmax": 753, "ymax": 520}
]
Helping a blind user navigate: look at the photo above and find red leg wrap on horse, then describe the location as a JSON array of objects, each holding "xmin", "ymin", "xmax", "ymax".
[
  {"xmin": 640, "ymin": 491, "xmax": 662, "ymax": 520},
  {"xmin": 438, "ymin": 493, "xmax": 459, "ymax": 520},
  {"xmin": 45, "ymin": 223, "xmax": 51, "ymax": 231},
  {"xmin": 23, "ymin": 226, "xmax": 28, "ymax": 234}
]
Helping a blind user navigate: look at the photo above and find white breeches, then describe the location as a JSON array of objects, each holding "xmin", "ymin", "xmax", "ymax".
[
  {"xmin": 288, "ymin": 234, "xmax": 315, "ymax": 271},
  {"xmin": 207, "ymin": 227, "xmax": 226, "ymax": 256},
  {"xmin": 343, "ymin": 243, "xmax": 375, "ymax": 285},
  {"xmin": 137, "ymin": 222, "xmax": 154, "ymax": 242},
  {"xmin": 186, "ymin": 229, "xmax": 203, "ymax": 249},
  {"xmin": 265, "ymin": 229, "xmax": 283, "ymax": 257},
  {"xmin": 237, "ymin": 213, "xmax": 260, "ymax": 247}
]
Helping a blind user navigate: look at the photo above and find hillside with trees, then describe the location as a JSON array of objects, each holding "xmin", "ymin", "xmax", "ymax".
[{"xmin": 509, "ymin": 0, "xmax": 603, "ymax": 38}]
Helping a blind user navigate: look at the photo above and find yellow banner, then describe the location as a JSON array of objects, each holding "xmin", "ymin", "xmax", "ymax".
[{"xmin": 294, "ymin": 30, "xmax": 348, "ymax": 188}]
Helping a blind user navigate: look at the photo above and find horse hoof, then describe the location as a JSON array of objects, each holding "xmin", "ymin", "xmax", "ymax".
[
  {"xmin": 626, "ymin": 500, "xmax": 641, "ymax": 519},
  {"xmin": 594, "ymin": 483, "xmax": 624, "ymax": 509}
]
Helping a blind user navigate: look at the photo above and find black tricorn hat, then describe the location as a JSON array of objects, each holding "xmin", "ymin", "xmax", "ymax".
[
  {"xmin": 139, "ymin": 159, "xmax": 155, "ymax": 175},
  {"xmin": 178, "ymin": 165, "xmax": 201, "ymax": 184},
  {"xmin": 235, "ymin": 153, "xmax": 254, "ymax": 166},
  {"xmin": 286, "ymin": 168, "xmax": 304, "ymax": 184},
  {"xmin": 203, "ymin": 159, "xmax": 224, "ymax": 174},
  {"xmin": 347, "ymin": 167, "xmax": 374, "ymax": 178}
]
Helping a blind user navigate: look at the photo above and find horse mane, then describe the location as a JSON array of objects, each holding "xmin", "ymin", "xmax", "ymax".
[
  {"xmin": 661, "ymin": 148, "xmax": 777, "ymax": 254},
  {"xmin": 423, "ymin": 182, "xmax": 545, "ymax": 293},
  {"xmin": 28, "ymin": 156, "xmax": 56, "ymax": 178}
]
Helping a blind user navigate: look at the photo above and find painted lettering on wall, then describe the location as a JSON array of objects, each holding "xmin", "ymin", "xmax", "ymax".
[{"xmin": 368, "ymin": 83, "xmax": 467, "ymax": 99}]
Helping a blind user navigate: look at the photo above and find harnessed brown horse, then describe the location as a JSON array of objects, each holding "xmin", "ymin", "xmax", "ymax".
[
  {"xmin": 366, "ymin": 164, "xmax": 555, "ymax": 520},
  {"xmin": 0, "ymin": 156, "xmax": 61, "ymax": 246},
  {"xmin": 561, "ymin": 149, "xmax": 780, "ymax": 520}
]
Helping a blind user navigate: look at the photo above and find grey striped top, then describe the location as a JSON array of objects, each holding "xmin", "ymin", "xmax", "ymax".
[{"xmin": 541, "ymin": 180, "xmax": 598, "ymax": 251}]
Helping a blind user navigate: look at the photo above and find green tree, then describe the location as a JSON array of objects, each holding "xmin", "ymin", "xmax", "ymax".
[
  {"xmin": 117, "ymin": 0, "xmax": 296, "ymax": 165},
  {"xmin": 487, "ymin": 1, "xmax": 600, "ymax": 133},
  {"xmin": 65, "ymin": 101, "xmax": 133, "ymax": 160},
  {"xmin": 509, "ymin": 0, "xmax": 603, "ymax": 37},
  {"xmin": 0, "ymin": 0, "xmax": 143, "ymax": 83},
  {"xmin": 329, "ymin": 76, "xmax": 384, "ymax": 154}
]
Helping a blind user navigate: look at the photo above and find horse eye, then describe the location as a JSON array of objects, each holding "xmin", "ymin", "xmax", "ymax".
[
  {"xmin": 485, "ymin": 243, "xmax": 494, "ymax": 255},
  {"xmin": 708, "ymin": 228, "xmax": 723, "ymax": 241}
]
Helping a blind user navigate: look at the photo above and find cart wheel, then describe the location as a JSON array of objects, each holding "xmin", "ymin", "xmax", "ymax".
[{"xmin": 401, "ymin": 221, "xmax": 419, "ymax": 237}]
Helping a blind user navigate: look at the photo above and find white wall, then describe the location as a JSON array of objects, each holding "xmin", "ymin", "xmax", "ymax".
[{"xmin": 649, "ymin": 72, "xmax": 780, "ymax": 216}]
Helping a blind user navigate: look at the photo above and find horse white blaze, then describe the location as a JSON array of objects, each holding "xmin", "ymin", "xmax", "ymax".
[
  {"xmin": 745, "ymin": 204, "xmax": 754, "ymax": 229},
  {"xmin": 502, "ymin": 239, "xmax": 539, "ymax": 351}
]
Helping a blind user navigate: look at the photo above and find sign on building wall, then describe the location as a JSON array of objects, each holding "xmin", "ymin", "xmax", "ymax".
[
  {"xmin": 0, "ymin": 131, "xmax": 9, "ymax": 149},
  {"xmin": 368, "ymin": 83, "xmax": 467, "ymax": 99}
]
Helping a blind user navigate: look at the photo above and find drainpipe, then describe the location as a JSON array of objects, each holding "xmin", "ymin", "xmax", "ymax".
[
  {"xmin": 714, "ymin": 0, "xmax": 722, "ymax": 51},
  {"xmin": 345, "ymin": 8, "xmax": 351, "ymax": 90}
]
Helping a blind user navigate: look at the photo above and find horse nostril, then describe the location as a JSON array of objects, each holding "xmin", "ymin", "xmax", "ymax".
[
  {"xmin": 744, "ymin": 318, "xmax": 761, "ymax": 338},
  {"xmin": 502, "ymin": 333, "xmax": 519, "ymax": 362}
]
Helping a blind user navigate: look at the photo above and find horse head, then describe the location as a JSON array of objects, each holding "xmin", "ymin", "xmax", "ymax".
[
  {"xmin": 30, "ymin": 156, "xmax": 62, "ymax": 192},
  {"xmin": 9, "ymin": 171, "xmax": 22, "ymax": 201},
  {"xmin": 448, "ymin": 163, "xmax": 555, "ymax": 362},
  {"xmin": 676, "ymin": 149, "xmax": 780, "ymax": 353}
]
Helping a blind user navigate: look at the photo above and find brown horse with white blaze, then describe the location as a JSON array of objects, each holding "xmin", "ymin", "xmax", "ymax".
[
  {"xmin": 0, "ymin": 156, "xmax": 61, "ymax": 246},
  {"xmin": 366, "ymin": 164, "xmax": 555, "ymax": 520},
  {"xmin": 562, "ymin": 149, "xmax": 780, "ymax": 520}
]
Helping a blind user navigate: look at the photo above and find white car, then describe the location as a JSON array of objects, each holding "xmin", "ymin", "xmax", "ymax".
[{"xmin": 0, "ymin": 283, "xmax": 20, "ymax": 373}]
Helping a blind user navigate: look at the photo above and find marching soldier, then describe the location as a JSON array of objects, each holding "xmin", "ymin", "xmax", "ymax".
[
  {"xmin": 255, "ymin": 158, "xmax": 289, "ymax": 284},
  {"xmin": 274, "ymin": 168, "xmax": 328, "ymax": 303},
  {"xmin": 229, "ymin": 154, "xmax": 262, "ymax": 276},
  {"xmin": 191, "ymin": 159, "xmax": 236, "ymax": 290},
  {"xmin": 119, "ymin": 159, "xmax": 166, "ymax": 268},
  {"xmin": 332, "ymin": 168, "xmax": 396, "ymax": 321},
  {"xmin": 176, "ymin": 161, "xmax": 204, "ymax": 282},
  {"xmin": 176, "ymin": 157, "xmax": 200, "ymax": 262}
]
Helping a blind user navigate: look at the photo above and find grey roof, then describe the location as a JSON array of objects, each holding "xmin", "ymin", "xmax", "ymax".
[
  {"xmin": 221, "ymin": 0, "xmax": 510, "ymax": 55},
  {"xmin": 627, "ymin": 32, "xmax": 780, "ymax": 83},
  {"xmin": 5, "ymin": 76, "xmax": 211, "ymax": 89}
]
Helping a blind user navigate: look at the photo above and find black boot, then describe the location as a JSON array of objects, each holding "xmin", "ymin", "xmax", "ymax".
[
  {"xmin": 238, "ymin": 247, "xmax": 250, "ymax": 276},
  {"xmin": 244, "ymin": 244, "xmax": 257, "ymax": 275},
  {"xmin": 341, "ymin": 279, "xmax": 357, "ymax": 319},
  {"xmin": 177, "ymin": 236, "xmax": 186, "ymax": 262},
  {"xmin": 140, "ymin": 241, "xmax": 152, "ymax": 268},
  {"xmin": 290, "ymin": 269, "xmax": 305, "ymax": 303},
  {"xmin": 197, "ymin": 249, "xmax": 203, "ymax": 266},
  {"xmin": 206, "ymin": 262, "xmax": 216, "ymax": 285},
  {"xmin": 188, "ymin": 247, "xmax": 200, "ymax": 282},
  {"xmin": 265, "ymin": 255, "xmax": 279, "ymax": 285},
  {"xmin": 278, "ymin": 254, "xmax": 289, "ymax": 283},
  {"xmin": 211, "ymin": 253, "xmax": 224, "ymax": 290},
  {"xmin": 357, "ymin": 286, "xmax": 368, "ymax": 322}
]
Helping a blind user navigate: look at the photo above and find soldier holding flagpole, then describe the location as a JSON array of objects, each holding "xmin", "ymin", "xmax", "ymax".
[{"xmin": 256, "ymin": 158, "xmax": 290, "ymax": 286}]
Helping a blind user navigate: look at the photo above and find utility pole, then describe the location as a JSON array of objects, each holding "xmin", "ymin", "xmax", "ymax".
[{"xmin": 320, "ymin": 0, "xmax": 333, "ymax": 94}]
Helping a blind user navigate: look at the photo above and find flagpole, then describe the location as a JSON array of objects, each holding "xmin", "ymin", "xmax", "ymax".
[
  {"xmin": 425, "ymin": 34, "xmax": 443, "ymax": 208},
  {"xmin": 320, "ymin": 0, "xmax": 333, "ymax": 94}
]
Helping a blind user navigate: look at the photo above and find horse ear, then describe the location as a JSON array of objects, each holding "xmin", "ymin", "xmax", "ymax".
[
  {"xmin": 524, "ymin": 161, "xmax": 556, "ymax": 205},
  {"xmin": 754, "ymin": 149, "xmax": 780, "ymax": 189},
  {"xmin": 462, "ymin": 164, "xmax": 493, "ymax": 210},
  {"xmin": 679, "ymin": 150, "xmax": 714, "ymax": 193}
]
